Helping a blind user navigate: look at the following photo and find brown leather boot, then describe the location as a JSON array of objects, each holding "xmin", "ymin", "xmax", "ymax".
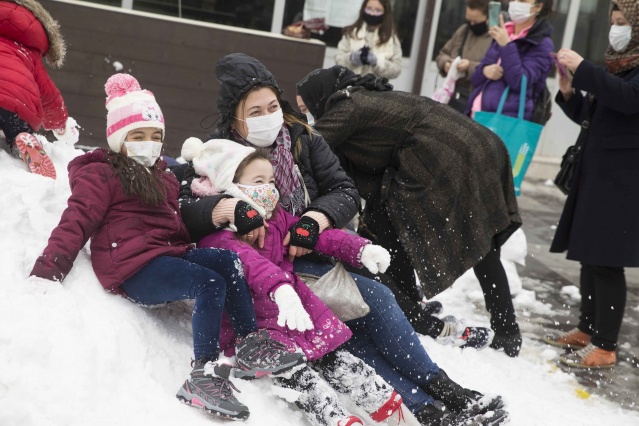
[
  {"xmin": 544, "ymin": 328, "xmax": 590, "ymax": 350},
  {"xmin": 559, "ymin": 343, "xmax": 616, "ymax": 369}
]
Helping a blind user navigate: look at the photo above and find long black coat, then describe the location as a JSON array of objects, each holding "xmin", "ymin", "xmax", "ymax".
[
  {"xmin": 173, "ymin": 122, "xmax": 360, "ymax": 242},
  {"xmin": 314, "ymin": 87, "xmax": 522, "ymax": 298},
  {"xmin": 550, "ymin": 61, "xmax": 639, "ymax": 267}
]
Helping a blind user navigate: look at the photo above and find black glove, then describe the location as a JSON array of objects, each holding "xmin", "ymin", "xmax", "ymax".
[
  {"xmin": 234, "ymin": 201, "xmax": 264, "ymax": 235},
  {"xmin": 360, "ymin": 46, "xmax": 371, "ymax": 65},
  {"xmin": 288, "ymin": 216, "xmax": 320, "ymax": 250}
]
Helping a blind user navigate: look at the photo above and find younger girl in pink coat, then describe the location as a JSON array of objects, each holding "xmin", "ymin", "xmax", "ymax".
[{"xmin": 181, "ymin": 137, "xmax": 406, "ymax": 426}]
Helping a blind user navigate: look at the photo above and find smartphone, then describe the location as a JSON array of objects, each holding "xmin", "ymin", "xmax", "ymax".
[
  {"xmin": 489, "ymin": 1, "xmax": 502, "ymax": 27},
  {"xmin": 550, "ymin": 52, "xmax": 571, "ymax": 80}
]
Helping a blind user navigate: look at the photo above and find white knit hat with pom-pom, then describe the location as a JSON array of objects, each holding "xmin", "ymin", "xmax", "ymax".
[
  {"xmin": 181, "ymin": 137, "xmax": 256, "ymax": 192},
  {"xmin": 181, "ymin": 137, "xmax": 270, "ymax": 217},
  {"xmin": 105, "ymin": 73, "xmax": 165, "ymax": 152}
]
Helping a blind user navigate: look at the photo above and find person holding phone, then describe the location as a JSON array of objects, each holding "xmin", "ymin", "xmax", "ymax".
[
  {"xmin": 544, "ymin": 0, "xmax": 639, "ymax": 369},
  {"xmin": 466, "ymin": 0, "xmax": 554, "ymax": 120},
  {"xmin": 435, "ymin": 0, "xmax": 493, "ymax": 113}
]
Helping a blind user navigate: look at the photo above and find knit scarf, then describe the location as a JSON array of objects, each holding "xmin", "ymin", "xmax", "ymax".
[
  {"xmin": 605, "ymin": 0, "xmax": 639, "ymax": 74},
  {"xmin": 231, "ymin": 126, "xmax": 307, "ymax": 215}
]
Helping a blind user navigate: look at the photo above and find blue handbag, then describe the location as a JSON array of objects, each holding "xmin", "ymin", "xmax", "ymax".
[{"xmin": 474, "ymin": 74, "xmax": 543, "ymax": 196}]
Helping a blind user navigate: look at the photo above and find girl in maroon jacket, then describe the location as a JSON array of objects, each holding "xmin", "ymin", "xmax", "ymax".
[
  {"xmin": 0, "ymin": 0, "xmax": 71, "ymax": 179},
  {"xmin": 29, "ymin": 74, "xmax": 305, "ymax": 421}
]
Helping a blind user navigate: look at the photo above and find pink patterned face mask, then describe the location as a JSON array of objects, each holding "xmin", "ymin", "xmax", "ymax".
[{"xmin": 236, "ymin": 183, "xmax": 280, "ymax": 218}]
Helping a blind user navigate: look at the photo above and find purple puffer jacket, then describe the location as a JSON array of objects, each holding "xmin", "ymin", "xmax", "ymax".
[
  {"xmin": 200, "ymin": 208, "xmax": 371, "ymax": 361},
  {"xmin": 30, "ymin": 149, "xmax": 191, "ymax": 292},
  {"xmin": 467, "ymin": 18, "xmax": 554, "ymax": 120}
]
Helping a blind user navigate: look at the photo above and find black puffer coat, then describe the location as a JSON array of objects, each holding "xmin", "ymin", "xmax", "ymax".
[{"xmin": 174, "ymin": 121, "xmax": 359, "ymax": 242}]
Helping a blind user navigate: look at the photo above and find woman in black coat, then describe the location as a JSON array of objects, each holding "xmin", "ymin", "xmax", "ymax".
[
  {"xmin": 544, "ymin": 0, "xmax": 639, "ymax": 369},
  {"xmin": 297, "ymin": 66, "xmax": 523, "ymax": 356}
]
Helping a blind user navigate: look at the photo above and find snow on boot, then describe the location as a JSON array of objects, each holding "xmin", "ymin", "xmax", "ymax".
[
  {"xmin": 420, "ymin": 300, "xmax": 443, "ymax": 316},
  {"xmin": 316, "ymin": 350, "xmax": 400, "ymax": 419},
  {"xmin": 176, "ymin": 359, "xmax": 249, "ymax": 420},
  {"xmin": 436, "ymin": 316, "xmax": 493, "ymax": 350},
  {"xmin": 14, "ymin": 133, "xmax": 56, "ymax": 179},
  {"xmin": 234, "ymin": 329, "xmax": 306, "ymax": 379},
  {"xmin": 423, "ymin": 370, "xmax": 504, "ymax": 416},
  {"xmin": 415, "ymin": 401, "xmax": 508, "ymax": 426},
  {"xmin": 489, "ymin": 332, "xmax": 522, "ymax": 357},
  {"xmin": 559, "ymin": 343, "xmax": 616, "ymax": 369},
  {"xmin": 273, "ymin": 364, "xmax": 358, "ymax": 426}
]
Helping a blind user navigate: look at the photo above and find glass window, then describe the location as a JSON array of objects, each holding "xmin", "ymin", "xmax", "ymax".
[
  {"xmin": 283, "ymin": 0, "xmax": 418, "ymax": 57},
  {"xmin": 132, "ymin": 0, "xmax": 275, "ymax": 31},
  {"xmin": 572, "ymin": 0, "xmax": 611, "ymax": 67}
]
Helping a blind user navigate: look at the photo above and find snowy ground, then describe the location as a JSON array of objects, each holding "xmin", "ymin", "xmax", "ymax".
[{"xmin": 1, "ymin": 140, "xmax": 638, "ymax": 426}]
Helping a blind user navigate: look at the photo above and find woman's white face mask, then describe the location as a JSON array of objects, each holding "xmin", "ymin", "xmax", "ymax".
[
  {"xmin": 508, "ymin": 2, "xmax": 534, "ymax": 24},
  {"xmin": 124, "ymin": 141, "xmax": 162, "ymax": 167},
  {"xmin": 305, "ymin": 112, "xmax": 315, "ymax": 126},
  {"xmin": 609, "ymin": 25, "xmax": 632, "ymax": 52},
  {"xmin": 241, "ymin": 109, "xmax": 284, "ymax": 147}
]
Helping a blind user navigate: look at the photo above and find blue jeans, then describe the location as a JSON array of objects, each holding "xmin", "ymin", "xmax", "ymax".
[
  {"xmin": 294, "ymin": 258, "xmax": 440, "ymax": 412},
  {"xmin": 121, "ymin": 248, "xmax": 257, "ymax": 360}
]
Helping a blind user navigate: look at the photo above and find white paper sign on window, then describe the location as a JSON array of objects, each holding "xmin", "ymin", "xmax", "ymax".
[{"xmin": 304, "ymin": 0, "xmax": 361, "ymax": 28}]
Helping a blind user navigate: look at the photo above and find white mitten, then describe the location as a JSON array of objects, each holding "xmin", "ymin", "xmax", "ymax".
[
  {"xmin": 52, "ymin": 117, "xmax": 80, "ymax": 146},
  {"xmin": 360, "ymin": 244, "xmax": 391, "ymax": 274},
  {"xmin": 273, "ymin": 285, "xmax": 314, "ymax": 332}
]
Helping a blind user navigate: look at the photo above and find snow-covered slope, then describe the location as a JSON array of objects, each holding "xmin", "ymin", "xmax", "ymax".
[{"xmin": 1, "ymin": 140, "xmax": 637, "ymax": 426}]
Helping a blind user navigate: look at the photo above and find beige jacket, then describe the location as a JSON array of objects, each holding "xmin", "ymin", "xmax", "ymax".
[
  {"xmin": 335, "ymin": 24, "xmax": 402, "ymax": 80},
  {"xmin": 435, "ymin": 23, "xmax": 492, "ymax": 89}
]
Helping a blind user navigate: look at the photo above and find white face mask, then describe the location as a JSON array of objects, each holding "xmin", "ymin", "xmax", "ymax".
[
  {"xmin": 305, "ymin": 112, "xmax": 315, "ymax": 126},
  {"xmin": 242, "ymin": 109, "xmax": 284, "ymax": 147},
  {"xmin": 609, "ymin": 25, "xmax": 632, "ymax": 52},
  {"xmin": 124, "ymin": 141, "xmax": 162, "ymax": 167},
  {"xmin": 508, "ymin": 2, "xmax": 534, "ymax": 24}
]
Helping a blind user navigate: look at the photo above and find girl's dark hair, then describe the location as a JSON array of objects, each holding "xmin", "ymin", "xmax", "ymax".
[
  {"xmin": 108, "ymin": 152, "xmax": 167, "ymax": 205},
  {"xmin": 466, "ymin": 0, "xmax": 490, "ymax": 15},
  {"xmin": 342, "ymin": 0, "xmax": 396, "ymax": 47},
  {"xmin": 233, "ymin": 148, "xmax": 272, "ymax": 183},
  {"xmin": 536, "ymin": 0, "xmax": 554, "ymax": 18}
]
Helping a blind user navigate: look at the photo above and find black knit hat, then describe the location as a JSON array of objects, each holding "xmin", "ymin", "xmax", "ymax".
[{"xmin": 215, "ymin": 53, "xmax": 282, "ymax": 137}]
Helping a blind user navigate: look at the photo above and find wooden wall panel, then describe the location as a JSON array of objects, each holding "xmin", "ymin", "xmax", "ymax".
[{"xmin": 41, "ymin": 0, "xmax": 325, "ymax": 157}]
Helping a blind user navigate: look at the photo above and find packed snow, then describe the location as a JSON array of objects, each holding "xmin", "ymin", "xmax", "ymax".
[{"xmin": 1, "ymin": 140, "xmax": 638, "ymax": 426}]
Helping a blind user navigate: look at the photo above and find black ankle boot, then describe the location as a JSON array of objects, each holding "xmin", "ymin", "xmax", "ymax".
[
  {"xmin": 489, "ymin": 332, "xmax": 522, "ymax": 357},
  {"xmin": 415, "ymin": 401, "xmax": 508, "ymax": 426},
  {"xmin": 423, "ymin": 370, "xmax": 504, "ymax": 415}
]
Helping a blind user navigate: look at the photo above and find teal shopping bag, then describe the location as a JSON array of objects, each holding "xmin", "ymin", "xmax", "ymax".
[{"xmin": 474, "ymin": 75, "xmax": 543, "ymax": 196}]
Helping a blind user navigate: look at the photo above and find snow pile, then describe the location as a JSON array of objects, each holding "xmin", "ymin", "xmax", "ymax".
[{"xmin": 1, "ymin": 143, "xmax": 638, "ymax": 425}]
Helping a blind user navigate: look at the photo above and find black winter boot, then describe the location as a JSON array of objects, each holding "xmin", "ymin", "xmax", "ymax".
[
  {"xmin": 423, "ymin": 370, "xmax": 504, "ymax": 416},
  {"xmin": 415, "ymin": 401, "xmax": 508, "ymax": 426},
  {"xmin": 489, "ymin": 332, "xmax": 522, "ymax": 357}
]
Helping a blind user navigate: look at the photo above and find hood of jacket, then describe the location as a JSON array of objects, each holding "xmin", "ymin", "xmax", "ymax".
[
  {"xmin": 0, "ymin": 0, "xmax": 66, "ymax": 67},
  {"xmin": 214, "ymin": 53, "xmax": 302, "ymax": 138},
  {"xmin": 515, "ymin": 17, "xmax": 553, "ymax": 46}
]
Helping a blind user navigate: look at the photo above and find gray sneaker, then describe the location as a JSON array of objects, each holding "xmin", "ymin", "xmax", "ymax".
[
  {"xmin": 176, "ymin": 360, "xmax": 249, "ymax": 420},
  {"xmin": 234, "ymin": 330, "xmax": 306, "ymax": 380}
]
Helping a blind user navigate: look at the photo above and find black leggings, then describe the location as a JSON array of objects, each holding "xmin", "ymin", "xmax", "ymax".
[
  {"xmin": 0, "ymin": 108, "xmax": 31, "ymax": 144},
  {"xmin": 578, "ymin": 264, "xmax": 626, "ymax": 351},
  {"xmin": 473, "ymin": 246, "xmax": 519, "ymax": 336}
]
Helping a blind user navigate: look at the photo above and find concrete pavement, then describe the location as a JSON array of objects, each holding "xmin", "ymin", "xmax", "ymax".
[{"xmin": 516, "ymin": 178, "xmax": 639, "ymax": 412}]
